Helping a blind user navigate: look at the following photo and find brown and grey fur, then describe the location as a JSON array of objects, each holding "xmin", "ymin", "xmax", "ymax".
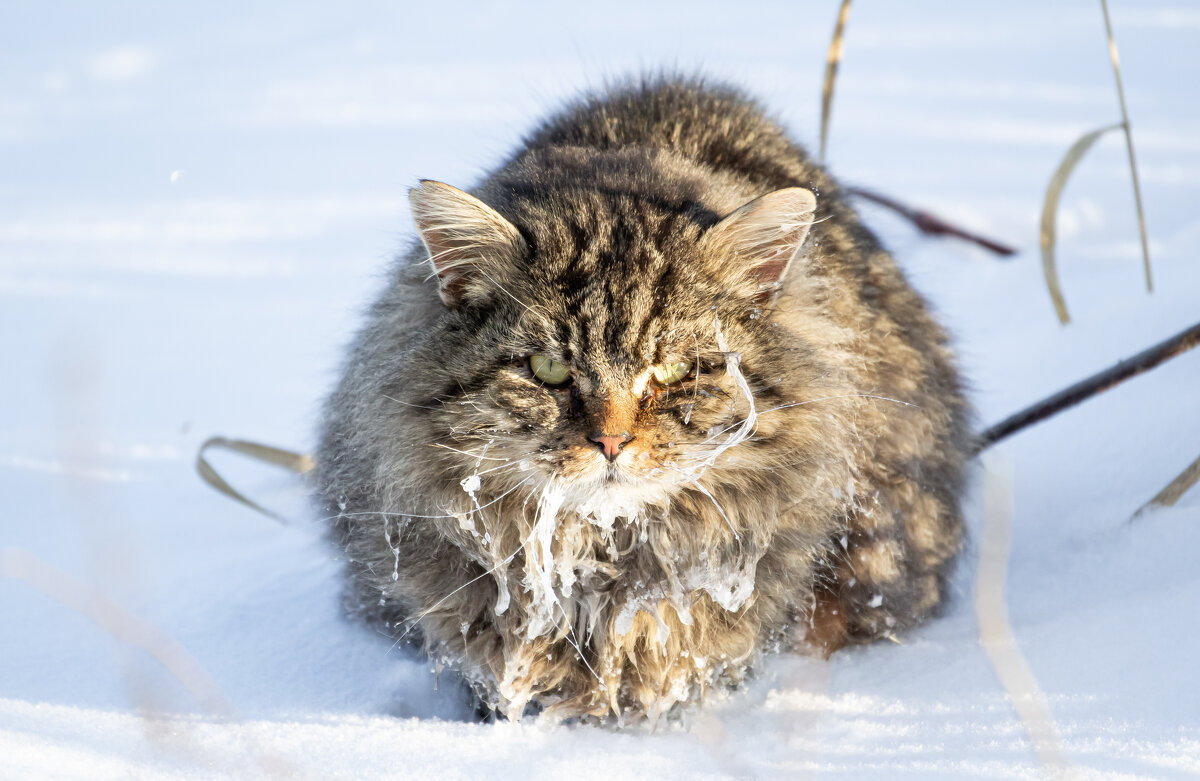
[{"xmin": 315, "ymin": 77, "xmax": 969, "ymax": 722}]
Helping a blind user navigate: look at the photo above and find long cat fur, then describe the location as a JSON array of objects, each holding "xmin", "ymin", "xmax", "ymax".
[{"xmin": 315, "ymin": 76, "xmax": 970, "ymax": 722}]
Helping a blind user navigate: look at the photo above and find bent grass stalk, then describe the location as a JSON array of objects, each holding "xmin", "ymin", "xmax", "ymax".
[
  {"xmin": 195, "ymin": 436, "xmax": 313, "ymax": 523},
  {"xmin": 1041, "ymin": 2, "xmax": 1154, "ymax": 324},
  {"xmin": 1039, "ymin": 123, "xmax": 1123, "ymax": 324}
]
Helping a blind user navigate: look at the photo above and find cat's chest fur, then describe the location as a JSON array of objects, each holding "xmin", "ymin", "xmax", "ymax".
[{"xmin": 316, "ymin": 77, "xmax": 969, "ymax": 723}]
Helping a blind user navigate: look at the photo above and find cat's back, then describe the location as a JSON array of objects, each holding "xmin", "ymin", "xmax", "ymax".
[{"xmin": 518, "ymin": 77, "xmax": 821, "ymax": 194}]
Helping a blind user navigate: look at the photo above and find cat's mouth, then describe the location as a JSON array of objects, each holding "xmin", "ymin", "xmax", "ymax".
[
  {"xmin": 548, "ymin": 454, "xmax": 681, "ymax": 521},
  {"xmin": 575, "ymin": 460, "xmax": 640, "ymax": 489},
  {"xmin": 530, "ymin": 441, "xmax": 682, "ymax": 518}
]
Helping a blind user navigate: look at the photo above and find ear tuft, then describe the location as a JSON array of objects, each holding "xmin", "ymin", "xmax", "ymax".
[
  {"xmin": 409, "ymin": 180, "xmax": 525, "ymax": 308},
  {"xmin": 702, "ymin": 187, "xmax": 818, "ymax": 298}
]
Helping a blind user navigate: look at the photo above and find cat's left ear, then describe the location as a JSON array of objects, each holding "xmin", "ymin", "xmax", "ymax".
[
  {"xmin": 701, "ymin": 187, "xmax": 817, "ymax": 299},
  {"xmin": 409, "ymin": 180, "xmax": 527, "ymax": 308}
]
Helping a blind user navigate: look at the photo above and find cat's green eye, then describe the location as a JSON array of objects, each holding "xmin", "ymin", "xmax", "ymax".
[
  {"xmin": 652, "ymin": 360, "xmax": 693, "ymax": 385},
  {"xmin": 530, "ymin": 354, "xmax": 571, "ymax": 386}
]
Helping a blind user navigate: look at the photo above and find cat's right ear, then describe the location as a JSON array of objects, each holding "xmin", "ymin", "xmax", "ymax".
[
  {"xmin": 701, "ymin": 187, "xmax": 817, "ymax": 301},
  {"xmin": 409, "ymin": 180, "xmax": 526, "ymax": 308}
]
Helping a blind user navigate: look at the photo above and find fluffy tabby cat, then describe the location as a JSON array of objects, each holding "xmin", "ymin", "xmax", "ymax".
[{"xmin": 316, "ymin": 77, "xmax": 969, "ymax": 722}]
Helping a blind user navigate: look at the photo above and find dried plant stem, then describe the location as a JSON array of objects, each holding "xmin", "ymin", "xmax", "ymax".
[
  {"xmin": 1133, "ymin": 454, "xmax": 1200, "ymax": 519},
  {"xmin": 1100, "ymin": 0, "xmax": 1153, "ymax": 293},
  {"xmin": 819, "ymin": 0, "xmax": 853, "ymax": 163},
  {"xmin": 847, "ymin": 187, "xmax": 1016, "ymax": 257},
  {"xmin": 975, "ymin": 319, "xmax": 1200, "ymax": 452}
]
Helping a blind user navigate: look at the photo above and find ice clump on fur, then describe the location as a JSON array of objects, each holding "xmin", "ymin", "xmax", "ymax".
[
  {"xmin": 684, "ymin": 558, "xmax": 758, "ymax": 613},
  {"xmin": 520, "ymin": 479, "xmax": 567, "ymax": 640}
]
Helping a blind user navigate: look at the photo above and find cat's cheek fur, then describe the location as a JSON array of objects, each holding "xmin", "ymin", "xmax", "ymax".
[{"xmin": 489, "ymin": 374, "xmax": 562, "ymax": 430}]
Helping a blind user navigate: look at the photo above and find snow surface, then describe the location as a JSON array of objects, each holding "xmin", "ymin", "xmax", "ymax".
[{"xmin": 3, "ymin": 1, "xmax": 1199, "ymax": 778}]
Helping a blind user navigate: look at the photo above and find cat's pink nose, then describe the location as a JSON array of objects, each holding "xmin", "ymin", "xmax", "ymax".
[{"xmin": 589, "ymin": 432, "xmax": 631, "ymax": 462}]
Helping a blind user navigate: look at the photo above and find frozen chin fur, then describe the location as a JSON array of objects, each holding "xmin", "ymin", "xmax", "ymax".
[{"xmin": 315, "ymin": 75, "xmax": 970, "ymax": 723}]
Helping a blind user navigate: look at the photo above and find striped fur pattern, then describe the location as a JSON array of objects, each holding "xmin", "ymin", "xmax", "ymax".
[{"xmin": 315, "ymin": 77, "xmax": 969, "ymax": 723}]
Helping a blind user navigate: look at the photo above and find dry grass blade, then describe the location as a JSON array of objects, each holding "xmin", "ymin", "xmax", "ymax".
[
  {"xmin": 1040, "ymin": 123, "xmax": 1123, "ymax": 324},
  {"xmin": 975, "ymin": 462, "xmax": 1073, "ymax": 776},
  {"xmin": 2, "ymin": 548, "xmax": 303, "ymax": 777},
  {"xmin": 1, "ymin": 547, "xmax": 239, "ymax": 719},
  {"xmin": 1132, "ymin": 453, "xmax": 1200, "ymax": 520},
  {"xmin": 196, "ymin": 436, "xmax": 314, "ymax": 523},
  {"xmin": 1100, "ymin": 0, "xmax": 1153, "ymax": 293},
  {"xmin": 819, "ymin": 0, "xmax": 853, "ymax": 163}
]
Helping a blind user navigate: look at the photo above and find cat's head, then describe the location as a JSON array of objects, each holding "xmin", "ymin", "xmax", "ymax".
[{"xmin": 402, "ymin": 175, "xmax": 826, "ymax": 518}]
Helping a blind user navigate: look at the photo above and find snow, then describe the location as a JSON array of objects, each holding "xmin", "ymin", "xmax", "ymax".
[{"xmin": 3, "ymin": 0, "xmax": 1199, "ymax": 778}]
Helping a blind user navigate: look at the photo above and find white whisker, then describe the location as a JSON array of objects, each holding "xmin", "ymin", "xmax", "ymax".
[
  {"xmin": 382, "ymin": 393, "xmax": 441, "ymax": 411},
  {"xmin": 318, "ymin": 474, "xmax": 535, "ymax": 525},
  {"xmin": 685, "ymin": 476, "xmax": 740, "ymax": 541},
  {"xmin": 431, "ymin": 442, "xmax": 532, "ymax": 462}
]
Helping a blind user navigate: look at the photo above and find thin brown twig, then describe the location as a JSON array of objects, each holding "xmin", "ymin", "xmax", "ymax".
[
  {"xmin": 975, "ymin": 319, "xmax": 1200, "ymax": 453},
  {"xmin": 847, "ymin": 187, "xmax": 1017, "ymax": 257}
]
